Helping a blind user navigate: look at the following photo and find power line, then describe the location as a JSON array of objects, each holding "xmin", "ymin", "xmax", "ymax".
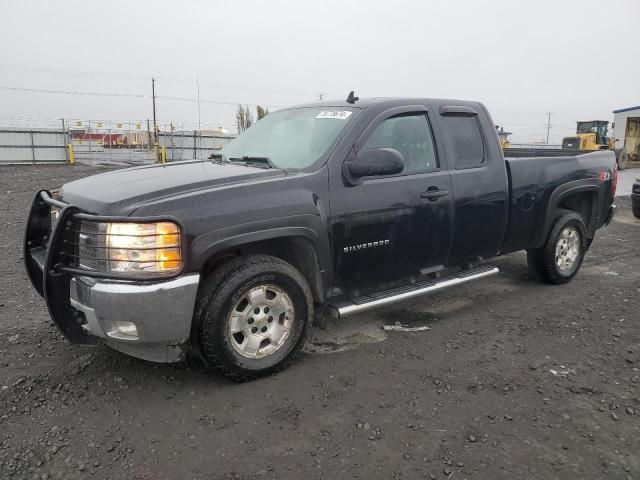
[
  {"xmin": 0, "ymin": 63, "xmax": 330, "ymax": 98},
  {"xmin": 0, "ymin": 85, "xmax": 145, "ymax": 98},
  {"xmin": 157, "ymin": 94, "xmax": 283, "ymax": 109},
  {"xmin": 0, "ymin": 85, "xmax": 283, "ymax": 109},
  {"xmin": 158, "ymin": 74, "xmax": 328, "ymax": 97}
]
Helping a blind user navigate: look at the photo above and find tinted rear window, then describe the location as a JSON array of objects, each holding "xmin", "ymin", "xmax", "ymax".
[{"xmin": 442, "ymin": 115, "xmax": 485, "ymax": 169}]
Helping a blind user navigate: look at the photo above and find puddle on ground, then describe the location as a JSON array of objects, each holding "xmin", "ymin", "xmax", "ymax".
[
  {"xmin": 305, "ymin": 313, "xmax": 388, "ymax": 355},
  {"xmin": 306, "ymin": 305, "xmax": 442, "ymax": 355},
  {"xmin": 582, "ymin": 264, "xmax": 617, "ymax": 276},
  {"xmin": 409, "ymin": 298, "xmax": 473, "ymax": 315}
]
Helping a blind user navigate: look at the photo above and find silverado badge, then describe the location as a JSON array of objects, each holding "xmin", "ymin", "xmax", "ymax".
[{"xmin": 344, "ymin": 240, "xmax": 390, "ymax": 253}]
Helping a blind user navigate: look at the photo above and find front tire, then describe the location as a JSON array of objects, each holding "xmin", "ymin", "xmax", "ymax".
[
  {"xmin": 527, "ymin": 210, "xmax": 587, "ymax": 284},
  {"xmin": 195, "ymin": 255, "xmax": 313, "ymax": 381}
]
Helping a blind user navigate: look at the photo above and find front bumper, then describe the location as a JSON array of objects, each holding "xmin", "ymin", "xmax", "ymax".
[
  {"xmin": 24, "ymin": 190, "xmax": 200, "ymax": 362},
  {"xmin": 69, "ymin": 274, "xmax": 199, "ymax": 361}
]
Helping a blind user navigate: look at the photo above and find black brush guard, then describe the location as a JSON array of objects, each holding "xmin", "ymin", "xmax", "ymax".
[
  {"xmin": 24, "ymin": 190, "xmax": 97, "ymax": 344},
  {"xmin": 24, "ymin": 190, "xmax": 187, "ymax": 344}
]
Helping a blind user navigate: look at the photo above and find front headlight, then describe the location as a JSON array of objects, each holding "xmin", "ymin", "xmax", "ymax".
[
  {"xmin": 74, "ymin": 219, "xmax": 183, "ymax": 277},
  {"xmin": 106, "ymin": 222, "xmax": 182, "ymax": 274}
]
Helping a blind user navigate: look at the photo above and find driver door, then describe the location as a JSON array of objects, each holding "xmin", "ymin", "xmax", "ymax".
[{"xmin": 330, "ymin": 106, "xmax": 453, "ymax": 296}]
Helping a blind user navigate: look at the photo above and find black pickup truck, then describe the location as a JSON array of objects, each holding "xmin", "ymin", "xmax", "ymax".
[{"xmin": 25, "ymin": 96, "xmax": 617, "ymax": 380}]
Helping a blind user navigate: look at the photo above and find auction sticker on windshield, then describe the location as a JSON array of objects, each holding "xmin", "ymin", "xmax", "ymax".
[{"xmin": 316, "ymin": 110, "xmax": 353, "ymax": 120}]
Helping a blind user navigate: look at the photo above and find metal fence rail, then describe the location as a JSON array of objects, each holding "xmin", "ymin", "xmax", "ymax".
[
  {"xmin": 0, "ymin": 128, "xmax": 68, "ymax": 164},
  {"xmin": 0, "ymin": 124, "xmax": 235, "ymax": 166}
]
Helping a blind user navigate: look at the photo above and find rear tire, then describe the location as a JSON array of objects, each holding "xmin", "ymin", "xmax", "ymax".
[
  {"xmin": 633, "ymin": 206, "xmax": 640, "ymax": 219},
  {"xmin": 195, "ymin": 255, "xmax": 313, "ymax": 381},
  {"xmin": 527, "ymin": 210, "xmax": 587, "ymax": 284}
]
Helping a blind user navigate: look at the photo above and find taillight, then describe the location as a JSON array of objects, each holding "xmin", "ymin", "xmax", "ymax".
[{"xmin": 599, "ymin": 164, "xmax": 618, "ymax": 196}]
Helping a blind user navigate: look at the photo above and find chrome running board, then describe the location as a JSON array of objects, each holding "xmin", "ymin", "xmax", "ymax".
[{"xmin": 328, "ymin": 265, "xmax": 499, "ymax": 318}]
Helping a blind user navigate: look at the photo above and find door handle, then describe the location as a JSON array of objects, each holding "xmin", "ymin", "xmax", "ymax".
[{"xmin": 421, "ymin": 188, "xmax": 449, "ymax": 200}]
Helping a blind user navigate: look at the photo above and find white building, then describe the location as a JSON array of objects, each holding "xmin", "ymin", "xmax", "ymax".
[{"xmin": 613, "ymin": 105, "xmax": 640, "ymax": 164}]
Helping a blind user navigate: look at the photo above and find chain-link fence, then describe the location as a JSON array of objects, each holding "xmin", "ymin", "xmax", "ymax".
[
  {"xmin": 158, "ymin": 130, "xmax": 234, "ymax": 161},
  {"xmin": 67, "ymin": 119, "xmax": 152, "ymax": 166}
]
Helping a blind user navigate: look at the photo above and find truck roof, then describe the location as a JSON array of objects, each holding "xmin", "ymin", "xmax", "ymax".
[{"xmin": 289, "ymin": 97, "xmax": 483, "ymax": 110}]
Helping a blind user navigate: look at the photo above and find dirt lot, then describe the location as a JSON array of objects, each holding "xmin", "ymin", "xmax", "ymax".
[{"xmin": 1, "ymin": 165, "xmax": 639, "ymax": 480}]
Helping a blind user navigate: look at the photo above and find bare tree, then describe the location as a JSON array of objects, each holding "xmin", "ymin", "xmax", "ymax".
[
  {"xmin": 236, "ymin": 105, "xmax": 255, "ymax": 133},
  {"xmin": 256, "ymin": 105, "xmax": 269, "ymax": 120},
  {"xmin": 245, "ymin": 106, "xmax": 252, "ymax": 130}
]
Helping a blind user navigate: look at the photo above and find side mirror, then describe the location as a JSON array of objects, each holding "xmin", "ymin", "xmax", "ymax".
[{"xmin": 344, "ymin": 148, "xmax": 404, "ymax": 183}]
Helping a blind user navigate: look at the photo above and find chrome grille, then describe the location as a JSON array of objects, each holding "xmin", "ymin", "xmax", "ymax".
[{"xmin": 77, "ymin": 221, "xmax": 99, "ymax": 271}]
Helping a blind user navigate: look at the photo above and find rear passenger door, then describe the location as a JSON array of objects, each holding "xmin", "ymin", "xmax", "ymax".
[{"xmin": 433, "ymin": 103, "xmax": 509, "ymax": 266}]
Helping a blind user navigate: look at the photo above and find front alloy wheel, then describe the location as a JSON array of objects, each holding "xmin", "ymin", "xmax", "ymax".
[
  {"xmin": 228, "ymin": 284, "xmax": 294, "ymax": 359},
  {"xmin": 196, "ymin": 255, "xmax": 313, "ymax": 381}
]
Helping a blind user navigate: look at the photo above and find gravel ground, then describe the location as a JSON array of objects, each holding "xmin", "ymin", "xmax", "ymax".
[{"xmin": 1, "ymin": 164, "xmax": 639, "ymax": 480}]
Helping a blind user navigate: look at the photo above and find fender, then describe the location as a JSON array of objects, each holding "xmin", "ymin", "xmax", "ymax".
[
  {"xmin": 535, "ymin": 178, "xmax": 604, "ymax": 248},
  {"xmin": 188, "ymin": 214, "xmax": 333, "ymax": 299}
]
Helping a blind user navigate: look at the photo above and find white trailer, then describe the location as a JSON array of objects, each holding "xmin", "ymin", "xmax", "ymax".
[{"xmin": 613, "ymin": 105, "xmax": 640, "ymax": 169}]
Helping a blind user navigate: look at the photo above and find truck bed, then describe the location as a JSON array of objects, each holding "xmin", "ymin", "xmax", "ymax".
[{"xmin": 501, "ymin": 150, "xmax": 616, "ymax": 254}]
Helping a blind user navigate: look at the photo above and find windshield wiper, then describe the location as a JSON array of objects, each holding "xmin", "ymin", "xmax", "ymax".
[{"xmin": 228, "ymin": 156, "xmax": 275, "ymax": 169}]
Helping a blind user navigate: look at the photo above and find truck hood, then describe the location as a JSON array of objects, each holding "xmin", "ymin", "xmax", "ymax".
[{"xmin": 59, "ymin": 160, "xmax": 284, "ymax": 215}]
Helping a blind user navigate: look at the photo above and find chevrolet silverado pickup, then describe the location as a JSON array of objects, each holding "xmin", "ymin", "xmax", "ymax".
[{"xmin": 25, "ymin": 96, "xmax": 617, "ymax": 380}]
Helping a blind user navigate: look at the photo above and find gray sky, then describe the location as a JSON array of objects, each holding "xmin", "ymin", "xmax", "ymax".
[{"xmin": 1, "ymin": 0, "xmax": 638, "ymax": 143}]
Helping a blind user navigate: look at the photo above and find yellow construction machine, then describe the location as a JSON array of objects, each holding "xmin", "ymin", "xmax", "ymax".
[
  {"xmin": 495, "ymin": 125, "xmax": 512, "ymax": 149},
  {"xmin": 562, "ymin": 121, "xmax": 614, "ymax": 150}
]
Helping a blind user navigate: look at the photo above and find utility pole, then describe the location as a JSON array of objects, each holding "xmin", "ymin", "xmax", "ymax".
[
  {"xmin": 152, "ymin": 77, "xmax": 158, "ymax": 144},
  {"xmin": 317, "ymin": 92, "xmax": 326, "ymax": 101},
  {"xmin": 545, "ymin": 112, "xmax": 552, "ymax": 145},
  {"xmin": 196, "ymin": 76, "xmax": 202, "ymax": 132},
  {"xmin": 196, "ymin": 76, "xmax": 201, "ymax": 153}
]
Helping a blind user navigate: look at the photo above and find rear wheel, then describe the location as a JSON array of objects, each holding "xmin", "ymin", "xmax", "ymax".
[
  {"xmin": 527, "ymin": 210, "xmax": 587, "ymax": 284},
  {"xmin": 633, "ymin": 205, "xmax": 640, "ymax": 219},
  {"xmin": 195, "ymin": 255, "xmax": 313, "ymax": 381}
]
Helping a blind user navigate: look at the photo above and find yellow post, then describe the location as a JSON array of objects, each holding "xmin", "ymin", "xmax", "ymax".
[
  {"xmin": 67, "ymin": 144, "xmax": 75, "ymax": 164},
  {"xmin": 153, "ymin": 143, "xmax": 159, "ymax": 162},
  {"xmin": 161, "ymin": 145, "xmax": 167, "ymax": 164}
]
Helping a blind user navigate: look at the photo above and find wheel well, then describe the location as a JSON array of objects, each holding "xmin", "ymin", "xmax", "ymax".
[
  {"xmin": 200, "ymin": 236, "xmax": 324, "ymax": 303},
  {"xmin": 558, "ymin": 191, "xmax": 595, "ymax": 234}
]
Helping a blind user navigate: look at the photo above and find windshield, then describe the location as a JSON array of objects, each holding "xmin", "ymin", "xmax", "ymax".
[
  {"xmin": 221, "ymin": 107, "xmax": 356, "ymax": 170},
  {"xmin": 577, "ymin": 121, "xmax": 608, "ymax": 137}
]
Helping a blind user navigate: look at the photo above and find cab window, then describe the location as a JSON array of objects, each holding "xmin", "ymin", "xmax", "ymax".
[
  {"xmin": 441, "ymin": 115, "xmax": 485, "ymax": 169},
  {"xmin": 362, "ymin": 113, "xmax": 438, "ymax": 174}
]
